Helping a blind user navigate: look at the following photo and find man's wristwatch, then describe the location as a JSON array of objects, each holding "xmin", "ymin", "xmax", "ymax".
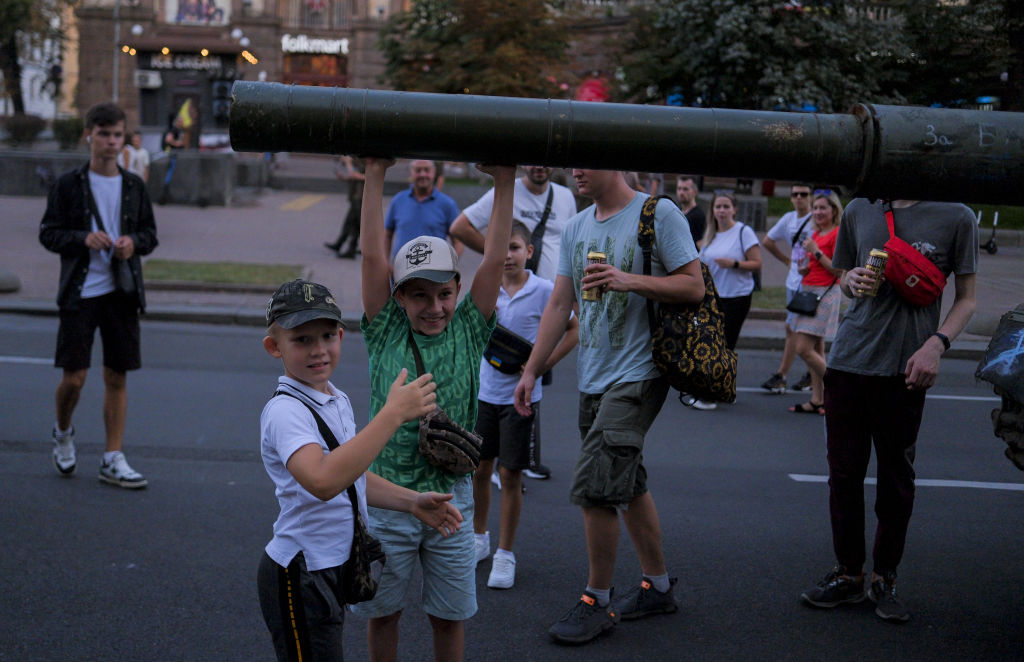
[{"xmin": 931, "ymin": 332, "xmax": 951, "ymax": 352}]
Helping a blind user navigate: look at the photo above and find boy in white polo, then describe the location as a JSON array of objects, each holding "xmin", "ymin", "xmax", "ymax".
[
  {"xmin": 472, "ymin": 221, "xmax": 578, "ymax": 589},
  {"xmin": 256, "ymin": 279, "xmax": 462, "ymax": 662}
]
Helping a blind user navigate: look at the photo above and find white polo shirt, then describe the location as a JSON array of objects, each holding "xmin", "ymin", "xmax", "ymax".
[{"xmin": 260, "ymin": 376, "xmax": 367, "ymax": 571}]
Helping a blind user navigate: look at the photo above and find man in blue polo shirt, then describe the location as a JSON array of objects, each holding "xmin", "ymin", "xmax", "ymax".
[{"xmin": 385, "ymin": 160, "xmax": 460, "ymax": 258}]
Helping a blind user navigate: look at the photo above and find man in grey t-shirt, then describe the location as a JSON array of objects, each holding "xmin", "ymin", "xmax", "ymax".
[{"xmin": 800, "ymin": 198, "xmax": 977, "ymax": 623}]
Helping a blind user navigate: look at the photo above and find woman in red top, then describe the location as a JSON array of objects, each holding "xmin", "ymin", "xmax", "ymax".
[{"xmin": 788, "ymin": 190, "xmax": 844, "ymax": 415}]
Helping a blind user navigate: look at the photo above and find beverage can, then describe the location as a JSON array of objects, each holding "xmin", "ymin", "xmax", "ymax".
[
  {"xmin": 582, "ymin": 251, "xmax": 606, "ymax": 301},
  {"xmin": 863, "ymin": 248, "xmax": 888, "ymax": 296}
]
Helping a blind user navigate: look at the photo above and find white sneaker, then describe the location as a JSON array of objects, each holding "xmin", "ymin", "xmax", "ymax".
[
  {"xmin": 474, "ymin": 531, "xmax": 491, "ymax": 565},
  {"xmin": 490, "ymin": 470, "xmax": 501, "ymax": 490},
  {"xmin": 99, "ymin": 452, "xmax": 148, "ymax": 489},
  {"xmin": 52, "ymin": 425, "xmax": 76, "ymax": 476},
  {"xmin": 691, "ymin": 399, "xmax": 718, "ymax": 411},
  {"xmin": 487, "ymin": 551, "xmax": 516, "ymax": 589}
]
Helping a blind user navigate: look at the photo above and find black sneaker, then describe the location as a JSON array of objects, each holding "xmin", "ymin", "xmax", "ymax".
[
  {"xmin": 869, "ymin": 571, "xmax": 910, "ymax": 623},
  {"xmin": 801, "ymin": 566, "xmax": 866, "ymax": 608},
  {"xmin": 548, "ymin": 591, "xmax": 619, "ymax": 645},
  {"xmin": 760, "ymin": 373, "xmax": 787, "ymax": 394},
  {"xmin": 792, "ymin": 372, "xmax": 812, "ymax": 392},
  {"xmin": 612, "ymin": 577, "xmax": 678, "ymax": 620}
]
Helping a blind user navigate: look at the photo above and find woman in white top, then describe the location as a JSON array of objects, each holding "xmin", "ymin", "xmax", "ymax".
[
  {"xmin": 699, "ymin": 191, "xmax": 762, "ymax": 349},
  {"xmin": 120, "ymin": 132, "xmax": 150, "ymax": 183}
]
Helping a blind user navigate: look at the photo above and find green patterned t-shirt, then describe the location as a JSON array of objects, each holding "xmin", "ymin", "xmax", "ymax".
[{"xmin": 361, "ymin": 294, "xmax": 496, "ymax": 493}]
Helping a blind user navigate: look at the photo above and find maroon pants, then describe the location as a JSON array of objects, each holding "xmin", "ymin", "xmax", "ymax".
[{"xmin": 823, "ymin": 368, "xmax": 926, "ymax": 575}]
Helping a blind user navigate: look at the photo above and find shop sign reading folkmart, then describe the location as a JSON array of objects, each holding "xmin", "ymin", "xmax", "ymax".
[{"xmin": 281, "ymin": 34, "xmax": 349, "ymax": 55}]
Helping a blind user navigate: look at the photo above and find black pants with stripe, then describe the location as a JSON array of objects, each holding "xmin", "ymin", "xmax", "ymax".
[{"xmin": 257, "ymin": 551, "xmax": 346, "ymax": 662}]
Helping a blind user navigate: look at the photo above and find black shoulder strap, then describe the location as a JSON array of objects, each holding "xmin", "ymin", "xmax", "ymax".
[
  {"xmin": 791, "ymin": 214, "xmax": 812, "ymax": 246},
  {"xmin": 524, "ymin": 185, "xmax": 555, "ymax": 272},
  {"xmin": 637, "ymin": 195, "xmax": 674, "ymax": 333},
  {"xmin": 273, "ymin": 390, "xmax": 359, "ymax": 511},
  {"xmin": 406, "ymin": 327, "xmax": 426, "ymax": 377}
]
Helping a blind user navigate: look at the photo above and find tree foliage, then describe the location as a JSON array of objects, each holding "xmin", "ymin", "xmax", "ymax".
[
  {"xmin": 618, "ymin": 0, "xmax": 1016, "ymax": 112},
  {"xmin": 897, "ymin": 0, "xmax": 1010, "ymax": 108},
  {"xmin": 378, "ymin": 0, "xmax": 573, "ymax": 97},
  {"xmin": 0, "ymin": 0, "xmax": 70, "ymax": 115}
]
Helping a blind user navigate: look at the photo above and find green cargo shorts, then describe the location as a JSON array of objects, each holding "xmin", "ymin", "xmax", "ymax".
[{"xmin": 570, "ymin": 377, "xmax": 669, "ymax": 509}]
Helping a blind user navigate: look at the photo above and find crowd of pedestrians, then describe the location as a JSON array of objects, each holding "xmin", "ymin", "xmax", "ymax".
[{"xmin": 37, "ymin": 101, "xmax": 980, "ymax": 660}]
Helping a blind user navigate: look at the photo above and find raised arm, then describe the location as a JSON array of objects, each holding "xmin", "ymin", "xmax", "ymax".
[
  {"xmin": 360, "ymin": 157, "xmax": 395, "ymax": 322},
  {"xmin": 468, "ymin": 165, "xmax": 516, "ymax": 318}
]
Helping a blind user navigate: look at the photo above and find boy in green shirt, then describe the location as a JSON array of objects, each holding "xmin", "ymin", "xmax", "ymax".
[{"xmin": 350, "ymin": 158, "xmax": 515, "ymax": 661}]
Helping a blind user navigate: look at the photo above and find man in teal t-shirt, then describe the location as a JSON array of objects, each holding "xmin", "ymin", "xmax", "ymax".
[
  {"xmin": 352, "ymin": 157, "xmax": 515, "ymax": 662},
  {"xmin": 514, "ymin": 169, "xmax": 705, "ymax": 645}
]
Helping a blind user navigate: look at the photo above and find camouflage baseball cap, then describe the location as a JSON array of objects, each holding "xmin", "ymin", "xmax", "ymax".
[{"xmin": 266, "ymin": 279, "xmax": 344, "ymax": 329}]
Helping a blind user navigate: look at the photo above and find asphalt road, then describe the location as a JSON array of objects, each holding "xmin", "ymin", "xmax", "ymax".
[{"xmin": 1, "ymin": 314, "xmax": 1022, "ymax": 661}]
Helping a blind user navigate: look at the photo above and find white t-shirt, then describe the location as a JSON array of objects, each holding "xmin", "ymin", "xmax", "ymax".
[
  {"xmin": 81, "ymin": 171, "xmax": 122, "ymax": 300},
  {"xmin": 765, "ymin": 210, "xmax": 813, "ymax": 291},
  {"xmin": 121, "ymin": 145, "xmax": 150, "ymax": 180},
  {"xmin": 699, "ymin": 222, "xmax": 759, "ymax": 298},
  {"xmin": 260, "ymin": 376, "xmax": 367, "ymax": 572},
  {"xmin": 479, "ymin": 271, "xmax": 552, "ymax": 405},
  {"xmin": 463, "ymin": 179, "xmax": 577, "ymax": 281}
]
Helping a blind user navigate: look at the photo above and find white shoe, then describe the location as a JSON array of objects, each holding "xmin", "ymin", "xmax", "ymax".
[
  {"xmin": 490, "ymin": 470, "xmax": 501, "ymax": 490},
  {"xmin": 52, "ymin": 425, "xmax": 76, "ymax": 476},
  {"xmin": 99, "ymin": 452, "xmax": 148, "ymax": 489},
  {"xmin": 691, "ymin": 399, "xmax": 717, "ymax": 410},
  {"xmin": 487, "ymin": 551, "xmax": 516, "ymax": 589},
  {"xmin": 475, "ymin": 531, "xmax": 491, "ymax": 565}
]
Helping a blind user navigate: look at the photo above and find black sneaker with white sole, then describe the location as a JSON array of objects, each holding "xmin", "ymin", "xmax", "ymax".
[{"xmin": 801, "ymin": 566, "xmax": 866, "ymax": 608}]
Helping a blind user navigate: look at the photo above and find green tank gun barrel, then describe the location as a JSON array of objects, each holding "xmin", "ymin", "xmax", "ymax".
[{"xmin": 230, "ymin": 81, "xmax": 1024, "ymax": 205}]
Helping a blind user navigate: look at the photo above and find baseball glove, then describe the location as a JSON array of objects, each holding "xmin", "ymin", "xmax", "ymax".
[{"xmin": 418, "ymin": 407, "xmax": 482, "ymax": 475}]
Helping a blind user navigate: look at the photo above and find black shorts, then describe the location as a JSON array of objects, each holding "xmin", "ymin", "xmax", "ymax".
[
  {"xmin": 55, "ymin": 293, "xmax": 141, "ymax": 372},
  {"xmin": 475, "ymin": 400, "xmax": 537, "ymax": 470}
]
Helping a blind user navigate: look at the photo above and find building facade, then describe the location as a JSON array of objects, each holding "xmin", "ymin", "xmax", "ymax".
[{"xmin": 74, "ymin": 0, "xmax": 410, "ymax": 141}]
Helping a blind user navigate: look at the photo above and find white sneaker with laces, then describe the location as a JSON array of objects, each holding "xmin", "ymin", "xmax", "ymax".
[
  {"xmin": 474, "ymin": 531, "xmax": 491, "ymax": 565},
  {"xmin": 52, "ymin": 425, "xmax": 76, "ymax": 476},
  {"xmin": 490, "ymin": 470, "xmax": 501, "ymax": 490},
  {"xmin": 99, "ymin": 451, "xmax": 148, "ymax": 489},
  {"xmin": 487, "ymin": 551, "xmax": 516, "ymax": 589}
]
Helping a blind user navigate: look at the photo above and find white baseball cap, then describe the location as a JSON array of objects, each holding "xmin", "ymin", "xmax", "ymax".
[{"xmin": 391, "ymin": 235, "xmax": 459, "ymax": 292}]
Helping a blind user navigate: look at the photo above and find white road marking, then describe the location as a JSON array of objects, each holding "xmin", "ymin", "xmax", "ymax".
[
  {"xmin": 0, "ymin": 356, "xmax": 52, "ymax": 365},
  {"xmin": 736, "ymin": 386, "xmax": 998, "ymax": 402},
  {"xmin": 789, "ymin": 473, "xmax": 1024, "ymax": 492}
]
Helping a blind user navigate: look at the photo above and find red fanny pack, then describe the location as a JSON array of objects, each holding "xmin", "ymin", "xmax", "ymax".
[{"xmin": 882, "ymin": 202, "xmax": 947, "ymax": 307}]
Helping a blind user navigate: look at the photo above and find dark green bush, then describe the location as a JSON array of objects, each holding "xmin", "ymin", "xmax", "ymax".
[
  {"xmin": 2, "ymin": 114, "xmax": 46, "ymax": 147},
  {"xmin": 52, "ymin": 116, "xmax": 84, "ymax": 150}
]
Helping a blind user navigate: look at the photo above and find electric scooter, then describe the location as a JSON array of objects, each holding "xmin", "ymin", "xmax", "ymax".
[{"xmin": 982, "ymin": 210, "xmax": 999, "ymax": 255}]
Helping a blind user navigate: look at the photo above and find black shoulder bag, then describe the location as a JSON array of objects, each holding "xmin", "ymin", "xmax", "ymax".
[
  {"xmin": 523, "ymin": 186, "xmax": 554, "ymax": 274},
  {"xmin": 638, "ymin": 196, "xmax": 738, "ymax": 404},
  {"xmin": 274, "ymin": 390, "xmax": 385, "ymax": 604}
]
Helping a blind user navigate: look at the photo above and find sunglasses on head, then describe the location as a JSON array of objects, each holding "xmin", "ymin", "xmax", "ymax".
[
  {"xmin": 814, "ymin": 188, "xmax": 833, "ymax": 196},
  {"xmin": 791, "ymin": 191, "xmax": 810, "ymax": 198},
  {"xmin": 713, "ymin": 189, "xmax": 734, "ymax": 196}
]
